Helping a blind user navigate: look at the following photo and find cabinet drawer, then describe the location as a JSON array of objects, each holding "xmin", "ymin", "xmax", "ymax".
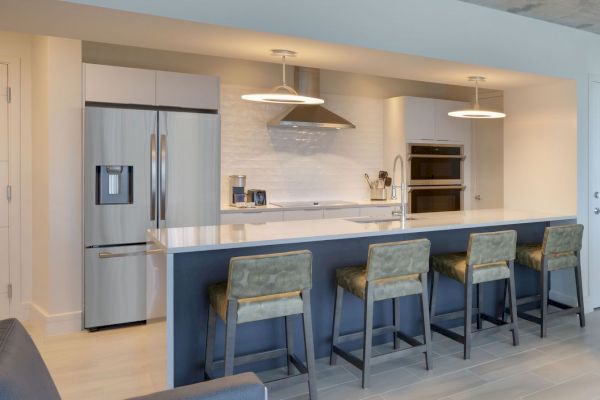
[
  {"xmin": 84, "ymin": 63, "xmax": 156, "ymax": 105},
  {"xmin": 220, "ymin": 211, "xmax": 283, "ymax": 224},
  {"xmin": 323, "ymin": 208, "xmax": 360, "ymax": 219},
  {"xmin": 359, "ymin": 206, "xmax": 395, "ymax": 217},
  {"xmin": 283, "ymin": 209, "xmax": 324, "ymax": 221}
]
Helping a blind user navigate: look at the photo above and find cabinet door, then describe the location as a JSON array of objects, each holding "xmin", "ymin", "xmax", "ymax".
[
  {"xmin": 323, "ymin": 208, "xmax": 360, "ymax": 219},
  {"xmin": 359, "ymin": 206, "xmax": 395, "ymax": 217},
  {"xmin": 220, "ymin": 211, "xmax": 283, "ymax": 224},
  {"xmin": 403, "ymin": 97, "xmax": 436, "ymax": 142},
  {"xmin": 435, "ymin": 100, "xmax": 471, "ymax": 143},
  {"xmin": 283, "ymin": 209, "xmax": 324, "ymax": 221},
  {"xmin": 156, "ymin": 71, "xmax": 219, "ymax": 110},
  {"xmin": 84, "ymin": 64, "xmax": 156, "ymax": 105}
]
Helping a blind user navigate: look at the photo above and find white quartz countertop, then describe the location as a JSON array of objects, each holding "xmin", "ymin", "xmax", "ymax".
[
  {"xmin": 147, "ymin": 209, "xmax": 575, "ymax": 254},
  {"xmin": 220, "ymin": 199, "xmax": 401, "ymax": 213}
]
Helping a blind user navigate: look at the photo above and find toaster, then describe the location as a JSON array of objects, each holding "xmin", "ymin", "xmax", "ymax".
[{"xmin": 247, "ymin": 189, "xmax": 267, "ymax": 206}]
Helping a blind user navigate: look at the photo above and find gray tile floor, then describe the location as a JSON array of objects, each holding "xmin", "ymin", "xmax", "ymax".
[{"xmin": 266, "ymin": 309, "xmax": 600, "ymax": 400}]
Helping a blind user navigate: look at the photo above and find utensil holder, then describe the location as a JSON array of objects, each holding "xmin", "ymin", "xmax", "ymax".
[{"xmin": 370, "ymin": 187, "xmax": 387, "ymax": 201}]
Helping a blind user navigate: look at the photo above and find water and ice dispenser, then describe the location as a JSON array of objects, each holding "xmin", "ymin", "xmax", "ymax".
[{"xmin": 96, "ymin": 165, "xmax": 133, "ymax": 205}]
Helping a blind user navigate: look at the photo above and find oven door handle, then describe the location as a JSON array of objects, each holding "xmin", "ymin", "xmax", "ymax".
[
  {"xmin": 408, "ymin": 154, "xmax": 466, "ymax": 160},
  {"xmin": 408, "ymin": 185, "xmax": 466, "ymax": 191}
]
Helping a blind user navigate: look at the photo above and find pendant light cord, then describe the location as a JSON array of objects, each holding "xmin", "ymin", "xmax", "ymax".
[{"xmin": 281, "ymin": 55, "xmax": 286, "ymax": 86}]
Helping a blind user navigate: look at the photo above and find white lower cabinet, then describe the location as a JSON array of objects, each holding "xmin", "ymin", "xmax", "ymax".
[
  {"xmin": 283, "ymin": 209, "xmax": 324, "ymax": 221},
  {"xmin": 323, "ymin": 208, "xmax": 361, "ymax": 219},
  {"xmin": 220, "ymin": 211, "xmax": 283, "ymax": 224},
  {"xmin": 359, "ymin": 206, "xmax": 395, "ymax": 217},
  {"xmin": 220, "ymin": 205, "xmax": 400, "ymax": 224}
]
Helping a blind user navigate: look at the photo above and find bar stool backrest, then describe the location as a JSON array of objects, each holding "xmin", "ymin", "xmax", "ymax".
[
  {"xmin": 467, "ymin": 230, "xmax": 517, "ymax": 266},
  {"xmin": 542, "ymin": 224, "xmax": 583, "ymax": 255},
  {"xmin": 366, "ymin": 239, "xmax": 431, "ymax": 281},
  {"xmin": 227, "ymin": 250, "xmax": 312, "ymax": 299}
]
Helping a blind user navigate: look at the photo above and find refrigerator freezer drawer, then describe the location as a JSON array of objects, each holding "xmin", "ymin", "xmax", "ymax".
[{"xmin": 84, "ymin": 245, "xmax": 147, "ymax": 329}]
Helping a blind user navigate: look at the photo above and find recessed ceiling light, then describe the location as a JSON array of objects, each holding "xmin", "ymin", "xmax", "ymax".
[
  {"xmin": 449, "ymin": 76, "xmax": 506, "ymax": 119},
  {"xmin": 242, "ymin": 49, "xmax": 324, "ymax": 105}
]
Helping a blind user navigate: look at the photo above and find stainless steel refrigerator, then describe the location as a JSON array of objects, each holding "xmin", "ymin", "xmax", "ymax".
[{"xmin": 84, "ymin": 106, "xmax": 220, "ymax": 329}]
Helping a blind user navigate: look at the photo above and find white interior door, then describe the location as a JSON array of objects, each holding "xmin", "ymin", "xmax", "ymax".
[
  {"xmin": 0, "ymin": 64, "xmax": 10, "ymax": 317},
  {"xmin": 589, "ymin": 80, "xmax": 600, "ymax": 308}
]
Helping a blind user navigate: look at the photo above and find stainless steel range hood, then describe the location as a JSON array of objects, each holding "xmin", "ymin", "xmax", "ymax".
[{"xmin": 268, "ymin": 67, "xmax": 356, "ymax": 130}]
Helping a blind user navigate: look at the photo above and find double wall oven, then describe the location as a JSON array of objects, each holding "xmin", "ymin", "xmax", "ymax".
[{"xmin": 407, "ymin": 143, "xmax": 465, "ymax": 213}]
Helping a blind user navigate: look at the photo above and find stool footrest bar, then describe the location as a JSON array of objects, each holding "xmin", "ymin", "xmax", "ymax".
[
  {"xmin": 211, "ymin": 348, "xmax": 288, "ymax": 368},
  {"xmin": 431, "ymin": 308, "xmax": 479, "ymax": 322},
  {"xmin": 336, "ymin": 325, "xmax": 396, "ymax": 344}
]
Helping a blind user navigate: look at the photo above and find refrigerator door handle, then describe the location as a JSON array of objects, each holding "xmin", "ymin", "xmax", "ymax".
[
  {"xmin": 160, "ymin": 134, "xmax": 167, "ymax": 221},
  {"xmin": 98, "ymin": 248, "xmax": 164, "ymax": 259},
  {"xmin": 150, "ymin": 133, "xmax": 157, "ymax": 221}
]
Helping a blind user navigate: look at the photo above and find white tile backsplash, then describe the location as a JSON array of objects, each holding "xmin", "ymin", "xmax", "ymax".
[{"xmin": 221, "ymin": 84, "xmax": 383, "ymax": 204}]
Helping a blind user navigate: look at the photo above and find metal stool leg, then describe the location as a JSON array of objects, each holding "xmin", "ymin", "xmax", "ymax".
[
  {"xmin": 575, "ymin": 259, "xmax": 586, "ymax": 328},
  {"xmin": 393, "ymin": 297, "xmax": 401, "ymax": 350},
  {"xmin": 508, "ymin": 261, "xmax": 519, "ymax": 346},
  {"xmin": 330, "ymin": 285, "xmax": 344, "ymax": 365},
  {"xmin": 430, "ymin": 270, "xmax": 439, "ymax": 317},
  {"xmin": 477, "ymin": 283, "xmax": 483, "ymax": 330},
  {"xmin": 204, "ymin": 305, "xmax": 217, "ymax": 379},
  {"xmin": 464, "ymin": 266, "xmax": 473, "ymax": 360},
  {"xmin": 540, "ymin": 265, "xmax": 549, "ymax": 338},
  {"xmin": 302, "ymin": 289, "xmax": 318, "ymax": 400},
  {"xmin": 420, "ymin": 272, "xmax": 432, "ymax": 370},
  {"xmin": 224, "ymin": 300, "xmax": 238, "ymax": 376},
  {"xmin": 362, "ymin": 285, "xmax": 374, "ymax": 389},
  {"xmin": 285, "ymin": 315, "xmax": 295, "ymax": 375}
]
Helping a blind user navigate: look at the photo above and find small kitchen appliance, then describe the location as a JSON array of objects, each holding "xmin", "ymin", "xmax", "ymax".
[
  {"xmin": 229, "ymin": 175, "xmax": 247, "ymax": 205},
  {"xmin": 247, "ymin": 189, "xmax": 267, "ymax": 206}
]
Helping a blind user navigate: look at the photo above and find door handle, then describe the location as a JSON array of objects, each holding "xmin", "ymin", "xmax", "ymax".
[
  {"xmin": 98, "ymin": 248, "xmax": 164, "ymax": 259},
  {"xmin": 160, "ymin": 135, "xmax": 167, "ymax": 221},
  {"xmin": 594, "ymin": 208, "xmax": 600, "ymax": 215},
  {"xmin": 150, "ymin": 134, "xmax": 157, "ymax": 220},
  {"xmin": 595, "ymin": 192, "xmax": 599, "ymax": 199},
  {"xmin": 474, "ymin": 195, "xmax": 481, "ymax": 200}
]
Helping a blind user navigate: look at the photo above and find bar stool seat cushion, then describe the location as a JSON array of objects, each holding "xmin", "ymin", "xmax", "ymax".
[
  {"xmin": 208, "ymin": 282, "xmax": 304, "ymax": 324},
  {"xmin": 335, "ymin": 265, "xmax": 422, "ymax": 301},
  {"xmin": 432, "ymin": 253, "xmax": 509, "ymax": 284},
  {"xmin": 516, "ymin": 244, "xmax": 578, "ymax": 271}
]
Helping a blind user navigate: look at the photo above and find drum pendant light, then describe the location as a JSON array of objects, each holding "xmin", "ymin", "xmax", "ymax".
[
  {"xmin": 242, "ymin": 49, "xmax": 324, "ymax": 105},
  {"xmin": 448, "ymin": 76, "xmax": 506, "ymax": 119}
]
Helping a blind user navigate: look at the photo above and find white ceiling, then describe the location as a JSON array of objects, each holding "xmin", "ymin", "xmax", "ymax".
[
  {"xmin": 0, "ymin": 0, "xmax": 563, "ymax": 90},
  {"xmin": 461, "ymin": 0, "xmax": 600, "ymax": 35}
]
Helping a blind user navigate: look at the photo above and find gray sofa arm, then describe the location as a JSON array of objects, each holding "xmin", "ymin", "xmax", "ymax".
[{"xmin": 128, "ymin": 372, "xmax": 267, "ymax": 400}]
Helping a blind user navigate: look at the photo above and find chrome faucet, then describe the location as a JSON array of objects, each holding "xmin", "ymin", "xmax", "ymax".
[{"xmin": 391, "ymin": 154, "xmax": 407, "ymax": 221}]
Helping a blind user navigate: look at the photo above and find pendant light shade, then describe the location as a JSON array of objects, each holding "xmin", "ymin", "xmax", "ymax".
[
  {"xmin": 449, "ymin": 76, "xmax": 506, "ymax": 119},
  {"xmin": 242, "ymin": 49, "xmax": 324, "ymax": 105}
]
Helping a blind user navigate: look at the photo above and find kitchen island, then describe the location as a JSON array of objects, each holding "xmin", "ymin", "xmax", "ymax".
[{"xmin": 147, "ymin": 209, "xmax": 576, "ymax": 388}]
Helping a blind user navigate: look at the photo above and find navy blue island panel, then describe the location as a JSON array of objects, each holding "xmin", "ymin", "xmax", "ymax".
[{"xmin": 170, "ymin": 221, "xmax": 553, "ymax": 387}]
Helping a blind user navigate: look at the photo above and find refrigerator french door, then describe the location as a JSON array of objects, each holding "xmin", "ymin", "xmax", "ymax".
[{"xmin": 84, "ymin": 106, "xmax": 220, "ymax": 329}]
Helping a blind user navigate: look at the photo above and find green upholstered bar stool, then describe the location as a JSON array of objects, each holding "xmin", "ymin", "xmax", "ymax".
[
  {"xmin": 430, "ymin": 230, "xmax": 519, "ymax": 360},
  {"xmin": 515, "ymin": 224, "xmax": 585, "ymax": 338},
  {"xmin": 330, "ymin": 239, "xmax": 433, "ymax": 389},
  {"xmin": 205, "ymin": 250, "xmax": 317, "ymax": 400}
]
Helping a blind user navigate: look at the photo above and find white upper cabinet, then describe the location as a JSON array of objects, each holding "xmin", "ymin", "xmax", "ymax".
[
  {"xmin": 84, "ymin": 64, "xmax": 220, "ymax": 110},
  {"xmin": 85, "ymin": 64, "xmax": 156, "ymax": 105},
  {"xmin": 156, "ymin": 71, "xmax": 219, "ymax": 110},
  {"xmin": 434, "ymin": 100, "xmax": 471, "ymax": 143},
  {"xmin": 387, "ymin": 96, "xmax": 471, "ymax": 144},
  {"xmin": 403, "ymin": 97, "xmax": 436, "ymax": 142}
]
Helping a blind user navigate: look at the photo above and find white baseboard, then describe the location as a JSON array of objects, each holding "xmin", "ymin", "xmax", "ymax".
[
  {"xmin": 30, "ymin": 303, "xmax": 82, "ymax": 335},
  {"xmin": 549, "ymin": 289, "xmax": 578, "ymax": 308}
]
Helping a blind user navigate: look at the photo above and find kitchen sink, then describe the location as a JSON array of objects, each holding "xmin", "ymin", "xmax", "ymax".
[{"xmin": 347, "ymin": 216, "xmax": 418, "ymax": 223}]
